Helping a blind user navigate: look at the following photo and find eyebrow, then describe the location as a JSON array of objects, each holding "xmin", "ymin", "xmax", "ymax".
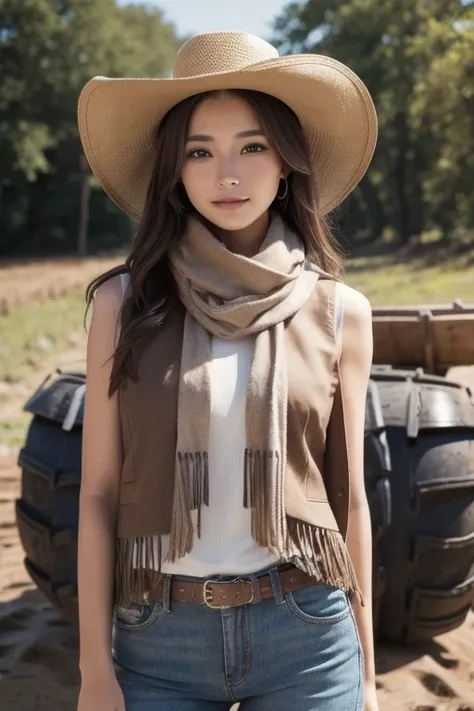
[{"xmin": 186, "ymin": 129, "xmax": 265, "ymax": 142}]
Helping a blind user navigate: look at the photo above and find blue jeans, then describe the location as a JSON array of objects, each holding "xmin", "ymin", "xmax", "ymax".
[{"xmin": 112, "ymin": 565, "xmax": 364, "ymax": 710}]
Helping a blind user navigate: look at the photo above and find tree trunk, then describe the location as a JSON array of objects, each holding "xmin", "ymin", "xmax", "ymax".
[
  {"xmin": 78, "ymin": 153, "xmax": 90, "ymax": 257},
  {"xmin": 27, "ymin": 176, "xmax": 46, "ymax": 253},
  {"xmin": 393, "ymin": 110, "xmax": 412, "ymax": 244},
  {"xmin": 358, "ymin": 174, "xmax": 385, "ymax": 242}
]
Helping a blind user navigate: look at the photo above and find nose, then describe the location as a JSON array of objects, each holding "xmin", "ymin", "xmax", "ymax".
[{"xmin": 219, "ymin": 176, "xmax": 240, "ymax": 188}]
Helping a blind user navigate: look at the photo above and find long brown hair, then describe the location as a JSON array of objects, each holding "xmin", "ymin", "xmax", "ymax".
[{"xmin": 85, "ymin": 89, "xmax": 344, "ymax": 395}]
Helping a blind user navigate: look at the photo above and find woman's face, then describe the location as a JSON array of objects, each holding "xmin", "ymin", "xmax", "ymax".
[{"xmin": 181, "ymin": 94, "xmax": 284, "ymax": 232}]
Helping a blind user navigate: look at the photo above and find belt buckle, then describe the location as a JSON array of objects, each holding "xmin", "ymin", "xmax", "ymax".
[{"xmin": 202, "ymin": 578, "xmax": 254, "ymax": 609}]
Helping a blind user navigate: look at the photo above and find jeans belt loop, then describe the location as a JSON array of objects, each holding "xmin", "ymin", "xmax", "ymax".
[
  {"xmin": 162, "ymin": 574, "xmax": 172, "ymax": 613},
  {"xmin": 269, "ymin": 566, "xmax": 285, "ymax": 605}
]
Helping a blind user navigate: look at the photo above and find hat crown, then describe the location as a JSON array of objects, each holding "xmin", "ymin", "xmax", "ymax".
[{"xmin": 173, "ymin": 31, "xmax": 279, "ymax": 79}]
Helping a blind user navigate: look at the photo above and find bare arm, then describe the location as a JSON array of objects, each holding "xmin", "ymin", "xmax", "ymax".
[
  {"xmin": 78, "ymin": 275, "xmax": 124, "ymax": 680},
  {"xmin": 338, "ymin": 285, "xmax": 376, "ymax": 688}
]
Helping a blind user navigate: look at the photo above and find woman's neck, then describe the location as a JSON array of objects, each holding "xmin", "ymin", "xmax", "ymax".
[{"xmin": 208, "ymin": 211, "xmax": 270, "ymax": 257}]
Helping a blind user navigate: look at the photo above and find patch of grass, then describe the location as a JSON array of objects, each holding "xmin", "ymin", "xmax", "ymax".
[
  {"xmin": 0, "ymin": 292, "xmax": 87, "ymax": 383},
  {"xmin": 345, "ymin": 250, "xmax": 474, "ymax": 305},
  {"xmin": 0, "ymin": 412, "xmax": 32, "ymax": 448}
]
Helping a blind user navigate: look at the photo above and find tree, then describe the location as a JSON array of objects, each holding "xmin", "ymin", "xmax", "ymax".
[
  {"xmin": 272, "ymin": 0, "xmax": 474, "ymax": 246},
  {"xmin": 0, "ymin": 0, "xmax": 181, "ymax": 256}
]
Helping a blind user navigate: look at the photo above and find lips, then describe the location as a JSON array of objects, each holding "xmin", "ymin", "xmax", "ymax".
[
  {"xmin": 211, "ymin": 197, "xmax": 250, "ymax": 211},
  {"xmin": 212, "ymin": 197, "xmax": 249, "ymax": 204}
]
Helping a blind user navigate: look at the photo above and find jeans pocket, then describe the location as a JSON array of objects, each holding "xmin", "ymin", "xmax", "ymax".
[
  {"xmin": 286, "ymin": 583, "xmax": 351, "ymax": 625},
  {"xmin": 114, "ymin": 601, "xmax": 161, "ymax": 631}
]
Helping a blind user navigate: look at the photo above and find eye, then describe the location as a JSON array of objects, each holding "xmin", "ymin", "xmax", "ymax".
[
  {"xmin": 242, "ymin": 143, "xmax": 267, "ymax": 154},
  {"xmin": 186, "ymin": 148, "xmax": 211, "ymax": 159}
]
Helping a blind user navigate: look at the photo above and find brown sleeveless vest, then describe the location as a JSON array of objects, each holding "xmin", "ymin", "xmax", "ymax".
[{"xmin": 115, "ymin": 278, "xmax": 363, "ymax": 606}]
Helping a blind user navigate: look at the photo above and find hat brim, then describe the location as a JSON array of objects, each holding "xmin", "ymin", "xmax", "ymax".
[{"xmin": 77, "ymin": 54, "xmax": 378, "ymax": 220}]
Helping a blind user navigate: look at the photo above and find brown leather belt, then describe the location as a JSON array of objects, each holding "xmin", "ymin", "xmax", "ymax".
[{"xmin": 142, "ymin": 565, "xmax": 316, "ymax": 609}]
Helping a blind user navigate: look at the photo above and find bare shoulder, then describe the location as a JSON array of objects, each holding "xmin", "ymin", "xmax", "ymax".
[
  {"xmin": 91, "ymin": 273, "xmax": 126, "ymax": 322},
  {"xmin": 86, "ymin": 273, "xmax": 129, "ymax": 358},
  {"xmin": 338, "ymin": 282, "xmax": 372, "ymax": 327},
  {"xmin": 338, "ymin": 283, "xmax": 373, "ymax": 373}
]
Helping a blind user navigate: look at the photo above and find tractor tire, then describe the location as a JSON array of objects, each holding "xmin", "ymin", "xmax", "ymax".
[
  {"xmin": 366, "ymin": 367, "xmax": 474, "ymax": 642},
  {"xmin": 15, "ymin": 366, "xmax": 474, "ymax": 643}
]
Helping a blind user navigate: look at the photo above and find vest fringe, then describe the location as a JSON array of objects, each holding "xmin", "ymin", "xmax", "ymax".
[
  {"xmin": 244, "ymin": 448, "xmax": 286, "ymax": 551},
  {"xmin": 114, "ymin": 520, "xmax": 364, "ymax": 607},
  {"xmin": 115, "ymin": 536, "xmax": 164, "ymax": 607},
  {"xmin": 167, "ymin": 451, "xmax": 209, "ymax": 562},
  {"xmin": 285, "ymin": 517, "xmax": 365, "ymax": 606}
]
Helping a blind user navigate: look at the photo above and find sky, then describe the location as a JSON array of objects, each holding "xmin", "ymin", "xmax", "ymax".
[{"xmin": 121, "ymin": 0, "xmax": 292, "ymax": 40}]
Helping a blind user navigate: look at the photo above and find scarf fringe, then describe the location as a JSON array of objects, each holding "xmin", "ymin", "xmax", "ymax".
[
  {"xmin": 285, "ymin": 518, "xmax": 365, "ymax": 606},
  {"xmin": 167, "ymin": 451, "xmax": 209, "ymax": 562},
  {"xmin": 244, "ymin": 448, "xmax": 286, "ymax": 551},
  {"xmin": 115, "ymin": 536, "xmax": 164, "ymax": 606}
]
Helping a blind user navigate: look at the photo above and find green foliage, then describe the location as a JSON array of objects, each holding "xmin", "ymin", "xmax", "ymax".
[
  {"xmin": 0, "ymin": 0, "xmax": 181, "ymax": 256},
  {"xmin": 2, "ymin": 1, "xmax": 473, "ymax": 254},
  {"xmin": 273, "ymin": 0, "xmax": 474, "ymax": 246}
]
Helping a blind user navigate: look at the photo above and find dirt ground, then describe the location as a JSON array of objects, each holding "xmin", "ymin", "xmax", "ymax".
[
  {"xmin": 1, "ymin": 463, "xmax": 474, "ymax": 709},
  {"xmin": 0, "ymin": 253, "xmax": 123, "ymax": 314},
  {"xmin": 0, "ymin": 341, "xmax": 473, "ymax": 709}
]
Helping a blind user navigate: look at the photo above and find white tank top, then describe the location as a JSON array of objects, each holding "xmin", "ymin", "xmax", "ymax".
[{"xmin": 123, "ymin": 274, "xmax": 345, "ymax": 576}]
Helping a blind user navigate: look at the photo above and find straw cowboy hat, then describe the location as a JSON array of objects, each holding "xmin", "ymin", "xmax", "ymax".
[{"xmin": 77, "ymin": 31, "xmax": 378, "ymax": 220}]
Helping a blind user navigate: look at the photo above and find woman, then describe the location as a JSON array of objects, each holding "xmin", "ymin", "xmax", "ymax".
[{"xmin": 76, "ymin": 31, "xmax": 378, "ymax": 711}]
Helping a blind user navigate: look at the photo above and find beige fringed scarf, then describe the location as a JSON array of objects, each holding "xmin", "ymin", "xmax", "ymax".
[{"xmin": 167, "ymin": 212, "xmax": 322, "ymax": 561}]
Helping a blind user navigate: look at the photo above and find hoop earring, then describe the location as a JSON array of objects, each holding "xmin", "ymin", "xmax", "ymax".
[{"xmin": 277, "ymin": 178, "xmax": 288, "ymax": 201}]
